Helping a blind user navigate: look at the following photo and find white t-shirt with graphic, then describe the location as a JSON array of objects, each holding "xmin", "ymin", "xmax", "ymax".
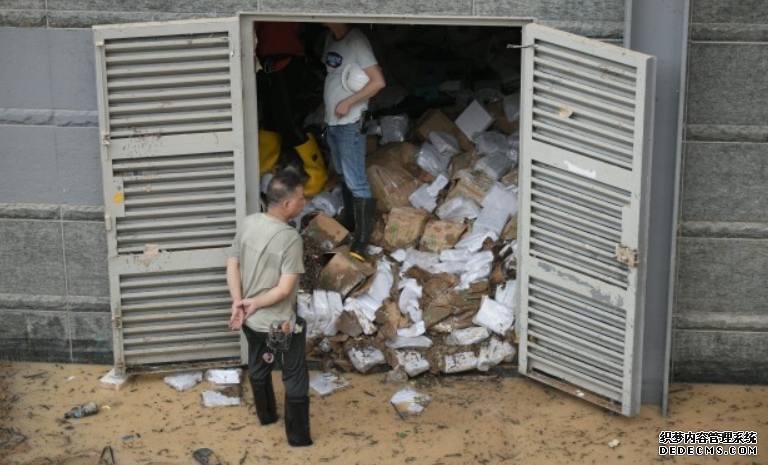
[{"xmin": 323, "ymin": 28, "xmax": 378, "ymax": 126}]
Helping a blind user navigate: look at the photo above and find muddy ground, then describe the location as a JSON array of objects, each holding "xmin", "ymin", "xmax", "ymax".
[{"xmin": 0, "ymin": 362, "xmax": 765, "ymax": 464}]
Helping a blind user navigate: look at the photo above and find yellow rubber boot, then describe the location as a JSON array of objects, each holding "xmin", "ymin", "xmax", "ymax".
[
  {"xmin": 258, "ymin": 130, "xmax": 281, "ymax": 177},
  {"xmin": 294, "ymin": 134, "xmax": 328, "ymax": 196}
]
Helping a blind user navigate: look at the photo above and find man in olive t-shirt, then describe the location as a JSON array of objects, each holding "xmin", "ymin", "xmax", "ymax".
[{"xmin": 226, "ymin": 170, "xmax": 312, "ymax": 447}]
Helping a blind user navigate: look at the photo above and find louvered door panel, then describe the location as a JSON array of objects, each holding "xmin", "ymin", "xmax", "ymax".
[
  {"xmin": 95, "ymin": 19, "xmax": 246, "ymax": 374},
  {"xmin": 517, "ymin": 24, "xmax": 656, "ymax": 416}
]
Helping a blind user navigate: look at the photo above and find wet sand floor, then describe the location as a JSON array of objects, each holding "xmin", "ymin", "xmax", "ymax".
[{"xmin": 1, "ymin": 362, "xmax": 766, "ymax": 464}]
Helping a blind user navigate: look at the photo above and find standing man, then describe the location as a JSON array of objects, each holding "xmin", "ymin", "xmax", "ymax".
[
  {"xmin": 322, "ymin": 23, "xmax": 386, "ymax": 259},
  {"xmin": 227, "ymin": 170, "xmax": 312, "ymax": 447}
]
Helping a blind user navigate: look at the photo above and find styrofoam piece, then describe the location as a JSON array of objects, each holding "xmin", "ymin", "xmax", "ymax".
[
  {"xmin": 414, "ymin": 142, "xmax": 451, "ymax": 177},
  {"xmin": 473, "ymin": 296, "xmax": 515, "ymax": 336},
  {"xmin": 391, "ymin": 249, "xmax": 408, "ymax": 262},
  {"xmin": 397, "ymin": 320, "xmax": 426, "ymax": 338},
  {"xmin": 429, "ymin": 131, "xmax": 460, "ymax": 155},
  {"xmin": 205, "ymin": 368, "xmax": 242, "ymax": 385},
  {"xmin": 477, "ymin": 337, "xmax": 517, "ymax": 372},
  {"xmin": 473, "ymin": 207, "xmax": 511, "ymax": 238},
  {"xmin": 495, "ymin": 280, "xmax": 517, "ymax": 310},
  {"xmin": 310, "ymin": 372, "xmax": 351, "ymax": 397},
  {"xmin": 394, "ymin": 351, "xmax": 431, "ymax": 377},
  {"xmin": 446, "ymin": 326, "xmax": 491, "ymax": 346},
  {"xmin": 455, "ymin": 99, "xmax": 494, "ymax": 140},
  {"xmin": 409, "ymin": 184, "xmax": 437, "ymax": 213},
  {"xmin": 391, "ymin": 388, "xmax": 431, "ymax": 416},
  {"xmin": 426, "ymin": 174, "xmax": 450, "ymax": 197},
  {"xmin": 474, "ymin": 132, "xmax": 509, "ymax": 157},
  {"xmin": 348, "ymin": 346, "xmax": 386, "ymax": 373},
  {"xmin": 385, "ymin": 335, "xmax": 434, "ymax": 349},
  {"xmin": 398, "ymin": 278, "xmax": 423, "ymax": 323},
  {"xmin": 454, "ymin": 230, "xmax": 498, "ymax": 253},
  {"xmin": 482, "ymin": 183, "xmax": 518, "ymax": 218},
  {"xmin": 476, "ymin": 153, "xmax": 513, "ymax": 180},
  {"xmin": 436, "ymin": 195, "xmax": 481, "ymax": 223},
  {"xmin": 202, "ymin": 390, "xmax": 240, "ymax": 407},
  {"xmin": 164, "ymin": 371, "xmax": 202, "ymax": 392},
  {"xmin": 442, "ymin": 351, "xmax": 479, "ymax": 374}
]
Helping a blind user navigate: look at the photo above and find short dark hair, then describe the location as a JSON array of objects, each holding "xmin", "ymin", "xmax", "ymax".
[{"xmin": 266, "ymin": 169, "xmax": 304, "ymax": 207}]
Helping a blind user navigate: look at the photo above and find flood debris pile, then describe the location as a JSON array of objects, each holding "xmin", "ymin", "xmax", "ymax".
[{"xmin": 297, "ymin": 93, "xmax": 521, "ymax": 378}]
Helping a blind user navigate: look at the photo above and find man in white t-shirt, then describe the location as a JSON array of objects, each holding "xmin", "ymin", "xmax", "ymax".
[{"xmin": 322, "ymin": 23, "xmax": 386, "ymax": 260}]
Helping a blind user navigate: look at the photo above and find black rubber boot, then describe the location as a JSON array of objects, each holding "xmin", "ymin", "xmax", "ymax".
[
  {"xmin": 285, "ymin": 395, "xmax": 313, "ymax": 447},
  {"xmin": 250, "ymin": 379, "xmax": 278, "ymax": 425},
  {"xmin": 350, "ymin": 197, "xmax": 377, "ymax": 259},
  {"xmin": 339, "ymin": 183, "xmax": 355, "ymax": 232}
]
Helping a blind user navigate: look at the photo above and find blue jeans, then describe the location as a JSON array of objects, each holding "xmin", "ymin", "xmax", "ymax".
[{"xmin": 327, "ymin": 123, "xmax": 371, "ymax": 198}]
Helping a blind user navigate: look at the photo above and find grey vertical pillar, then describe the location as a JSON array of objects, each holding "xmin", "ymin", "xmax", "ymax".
[{"xmin": 624, "ymin": 0, "xmax": 689, "ymax": 415}]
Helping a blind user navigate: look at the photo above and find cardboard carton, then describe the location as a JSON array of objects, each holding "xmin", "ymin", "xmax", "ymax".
[
  {"xmin": 383, "ymin": 207, "xmax": 429, "ymax": 250},
  {"xmin": 413, "ymin": 109, "xmax": 474, "ymax": 152},
  {"xmin": 446, "ymin": 171, "xmax": 495, "ymax": 205},
  {"xmin": 303, "ymin": 212, "xmax": 349, "ymax": 252},
  {"xmin": 419, "ymin": 220, "xmax": 467, "ymax": 253},
  {"xmin": 317, "ymin": 249, "xmax": 376, "ymax": 297},
  {"xmin": 367, "ymin": 165, "xmax": 421, "ymax": 213}
]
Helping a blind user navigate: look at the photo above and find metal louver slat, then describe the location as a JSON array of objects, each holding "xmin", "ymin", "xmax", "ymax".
[
  {"xmin": 95, "ymin": 18, "xmax": 246, "ymax": 374},
  {"xmin": 518, "ymin": 24, "xmax": 655, "ymax": 416}
]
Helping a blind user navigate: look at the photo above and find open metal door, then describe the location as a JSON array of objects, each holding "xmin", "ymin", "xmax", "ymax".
[
  {"xmin": 93, "ymin": 18, "xmax": 247, "ymax": 375},
  {"xmin": 517, "ymin": 23, "xmax": 656, "ymax": 416}
]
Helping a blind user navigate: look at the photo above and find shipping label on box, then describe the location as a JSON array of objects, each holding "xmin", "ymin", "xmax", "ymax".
[
  {"xmin": 419, "ymin": 220, "xmax": 467, "ymax": 253},
  {"xmin": 383, "ymin": 207, "xmax": 429, "ymax": 250},
  {"xmin": 303, "ymin": 212, "xmax": 349, "ymax": 252},
  {"xmin": 318, "ymin": 250, "xmax": 375, "ymax": 297},
  {"xmin": 414, "ymin": 109, "xmax": 474, "ymax": 152}
]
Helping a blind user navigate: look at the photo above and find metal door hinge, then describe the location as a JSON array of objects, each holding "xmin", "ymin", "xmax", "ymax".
[
  {"xmin": 616, "ymin": 244, "xmax": 638, "ymax": 267},
  {"xmin": 112, "ymin": 316, "xmax": 122, "ymax": 329},
  {"xmin": 101, "ymin": 132, "xmax": 111, "ymax": 146}
]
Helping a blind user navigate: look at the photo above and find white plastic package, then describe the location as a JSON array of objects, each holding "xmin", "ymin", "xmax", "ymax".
[
  {"xmin": 348, "ymin": 346, "xmax": 386, "ymax": 373},
  {"xmin": 342, "ymin": 298, "xmax": 378, "ymax": 335},
  {"xmin": 436, "ymin": 195, "xmax": 481, "ymax": 223},
  {"xmin": 404, "ymin": 248, "xmax": 440, "ymax": 272},
  {"xmin": 458, "ymin": 250, "xmax": 495, "ymax": 289},
  {"xmin": 414, "ymin": 142, "xmax": 452, "ymax": 177},
  {"xmin": 393, "ymin": 351, "xmax": 431, "ymax": 377},
  {"xmin": 202, "ymin": 390, "xmax": 240, "ymax": 407},
  {"xmin": 391, "ymin": 388, "xmax": 431, "ymax": 416},
  {"xmin": 442, "ymin": 351, "xmax": 479, "ymax": 374},
  {"xmin": 446, "ymin": 326, "xmax": 491, "ymax": 346},
  {"xmin": 454, "ymin": 230, "xmax": 498, "ymax": 253},
  {"xmin": 473, "ymin": 132, "xmax": 509, "ymax": 157},
  {"xmin": 503, "ymin": 93, "xmax": 521, "ymax": 123},
  {"xmin": 426, "ymin": 174, "xmax": 450, "ymax": 197},
  {"xmin": 397, "ymin": 320, "xmax": 426, "ymax": 338},
  {"xmin": 482, "ymin": 183, "xmax": 518, "ymax": 218},
  {"xmin": 473, "ymin": 296, "xmax": 515, "ymax": 335},
  {"xmin": 309, "ymin": 189, "xmax": 344, "ymax": 218},
  {"xmin": 429, "ymin": 131, "xmax": 460, "ymax": 156},
  {"xmin": 508, "ymin": 131, "xmax": 520, "ymax": 152},
  {"xmin": 352, "ymin": 259, "xmax": 394, "ymax": 321},
  {"xmin": 397, "ymin": 278, "xmax": 423, "ymax": 323},
  {"xmin": 429, "ymin": 261, "xmax": 467, "ymax": 275},
  {"xmin": 311, "ymin": 290, "xmax": 344, "ymax": 338},
  {"xmin": 473, "ymin": 207, "xmax": 511, "ymax": 238},
  {"xmin": 205, "ymin": 368, "xmax": 242, "ymax": 385},
  {"xmin": 379, "ymin": 115, "xmax": 410, "ymax": 145},
  {"xmin": 495, "ymin": 280, "xmax": 517, "ymax": 310},
  {"xmin": 409, "ymin": 184, "xmax": 438, "ymax": 213},
  {"xmin": 385, "ymin": 335, "xmax": 434, "ymax": 349},
  {"xmin": 390, "ymin": 249, "xmax": 408, "ymax": 263},
  {"xmin": 310, "ymin": 372, "xmax": 351, "ymax": 397},
  {"xmin": 476, "ymin": 153, "xmax": 513, "ymax": 180},
  {"xmin": 164, "ymin": 371, "xmax": 202, "ymax": 392},
  {"xmin": 476, "ymin": 337, "xmax": 517, "ymax": 371},
  {"xmin": 440, "ymin": 248, "xmax": 472, "ymax": 263}
]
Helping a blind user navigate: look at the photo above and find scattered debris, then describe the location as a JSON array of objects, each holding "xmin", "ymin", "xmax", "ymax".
[
  {"xmin": 193, "ymin": 447, "xmax": 223, "ymax": 465},
  {"xmin": 310, "ymin": 372, "xmax": 351, "ymax": 397},
  {"xmin": 202, "ymin": 390, "xmax": 240, "ymax": 408},
  {"xmin": 608, "ymin": 439, "xmax": 621, "ymax": 448},
  {"xmin": 391, "ymin": 388, "xmax": 432, "ymax": 416}
]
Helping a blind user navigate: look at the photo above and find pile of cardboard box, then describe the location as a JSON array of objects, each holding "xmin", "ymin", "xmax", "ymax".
[{"xmin": 299, "ymin": 97, "xmax": 521, "ymax": 377}]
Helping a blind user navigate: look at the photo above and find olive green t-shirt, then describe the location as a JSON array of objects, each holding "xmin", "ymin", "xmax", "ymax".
[{"xmin": 228, "ymin": 213, "xmax": 304, "ymax": 332}]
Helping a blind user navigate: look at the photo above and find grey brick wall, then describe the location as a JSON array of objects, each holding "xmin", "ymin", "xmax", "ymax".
[{"xmin": 673, "ymin": 0, "xmax": 768, "ymax": 384}]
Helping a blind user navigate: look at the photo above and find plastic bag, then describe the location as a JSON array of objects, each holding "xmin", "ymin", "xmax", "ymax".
[
  {"xmin": 482, "ymin": 183, "xmax": 518, "ymax": 218},
  {"xmin": 436, "ymin": 195, "xmax": 481, "ymax": 223},
  {"xmin": 476, "ymin": 153, "xmax": 513, "ymax": 180},
  {"xmin": 473, "ymin": 296, "xmax": 515, "ymax": 335},
  {"xmin": 503, "ymin": 93, "xmax": 521, "ymax": 123},
  {"xmin": 379, "ymin": 115, "xmax": 410, "ymax": 145},
  {"xmin": 414, "ymin": 142, "xmax": 451, "ymax": 177},
  {"xmin": 311, "ymin": 290, "xmax": 344, "ymax": 337},
  {"xmin": 426, "ymin": 174, "xmax": 450, "ymax": 197},
  {"xmin": 351, "ymin": 259, "xmax": 394, "ymax": 321},
  {"xmin": 429, "ymin": 261, "xmax": 467, "ymax": 275},
  {"xmin": 428, "ymin": 131, "xmax": 460, "ymax": 156},
  {"xmin": 508, "ymin": 131, "xmax": 520, "ymax": 152},
  {"xmin": 495, "ymin": 280, "xmax": 517, "ymax": 310},
  {"xmin": 309, "ymin": 189, "xmax": 344, "ymax": 217},
  {"xmin": 205, "ymin": 368, "xmax": 242, "ymax": 385},
  {"xmin": 202, "ymin": 390, "xmax": 240, "ymax": 407},
  {"xmin": 398, "ymin": 278, "xmax": 423, "ymax": 323},
  {"xmin": 454, "ymin": 230, "xmax": 498, "ymax": 253},
  {"xmin": 440, "ymin": 248, "xmax": 472, "ymax": 263},
  {"xmin": 445, "ymin": 326, "xmax": 491, "ymax": 346},
  {"xmin": 397, "ymin": 320, "xmax": 426, "ymax": 338},
  {"xmin": 164, "ymin": 371, "xmax": 202, "ymax": 392},
  {"xmin": 458, "ymin": 250, "xmax": 494, "ymax": 288},
  {"xmin": 473, "ymin": 132, "xmax": 509, "ymax": 157},
  {"xmin": 404, "ymin": 248, "xmax": 440, "ymax": 272}
]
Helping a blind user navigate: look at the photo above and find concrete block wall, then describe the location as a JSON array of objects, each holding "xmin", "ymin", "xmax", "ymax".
[{"xmin": 673, "ymin": 0, "xmax": 768, "ymax": 383}]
